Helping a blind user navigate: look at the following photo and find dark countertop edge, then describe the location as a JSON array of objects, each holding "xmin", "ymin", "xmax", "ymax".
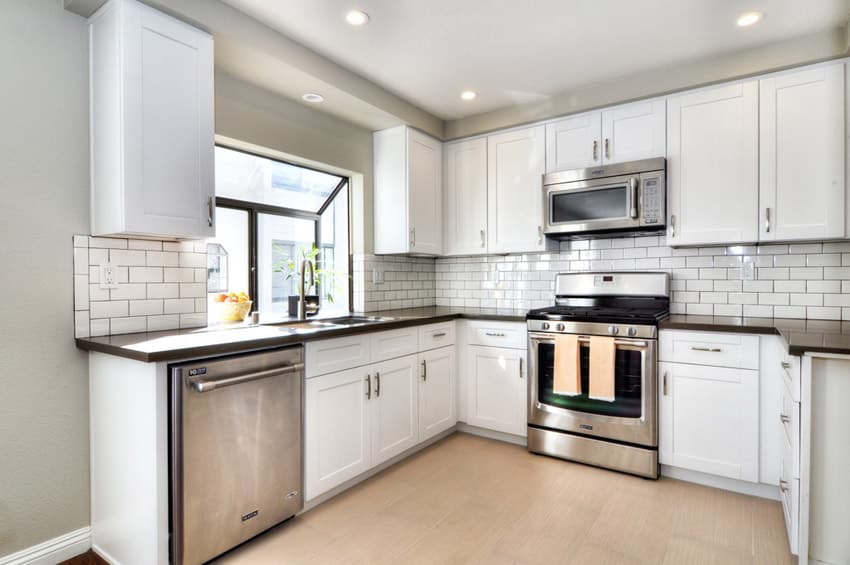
[
  {"xmin": 658, "ymin": 319, "xmax": 781, "ymax": 336},
  {"xmin": 76, "ymin": 310, "xmax": 526, "ymax": 363}
]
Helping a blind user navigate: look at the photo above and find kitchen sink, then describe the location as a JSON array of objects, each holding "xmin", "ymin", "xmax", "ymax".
[{"xmin": 275, "ymin": 315, "xmax": 401, "ymax": 333}]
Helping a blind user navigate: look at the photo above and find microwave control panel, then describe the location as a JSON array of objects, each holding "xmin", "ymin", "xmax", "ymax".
[{"xmin": 640, "ymin": 175, "xmax": 663, "ymax": 225}]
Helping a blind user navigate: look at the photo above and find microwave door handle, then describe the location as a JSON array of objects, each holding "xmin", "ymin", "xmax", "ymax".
[{"xmin": 629, "ymin": 177, "xmax": 639, "ymax": 219}]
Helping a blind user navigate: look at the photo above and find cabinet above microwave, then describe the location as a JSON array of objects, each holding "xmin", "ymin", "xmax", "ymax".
[{"xmin": 543, "ymin": 157, "xmax": 666, "ymax": 239}]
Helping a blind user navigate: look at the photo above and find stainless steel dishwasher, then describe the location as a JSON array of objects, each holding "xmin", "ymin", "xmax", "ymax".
[{"xmin": 169, "ymin": 346, "xmax": 304, "ymax": 565}]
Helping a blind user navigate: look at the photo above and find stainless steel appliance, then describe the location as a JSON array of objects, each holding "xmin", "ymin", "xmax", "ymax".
[
  {"xmin": 170, "ymin": 346, "xmax": 304, "ymax": 565},
  {"xmin": 543, "ymin": 157, "xmax": 665, "ymax": 238},
  {"xmin": 526, "ymin": 272, "xmax": 669, "ymax": 478}
]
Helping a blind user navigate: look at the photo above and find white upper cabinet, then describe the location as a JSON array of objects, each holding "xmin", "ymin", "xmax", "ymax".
[
  {"xmin": 759, "ymin": 63, "xmax": 846, "ymax": 242},
  {"xmin": 545, "ymin": 100, "xmax": 665, "ymax": 173},
  {"xmin": 666, "ymin": 81, "xmax": 760, "ymax": 246},
  {"xmin": 600, "ymin": 99, "xmax": 666, "ymax": 164},
  {"xmin": 374, "ymin": 126, "xmax": 442, "ymax": 255},
  {"xmin": 487, "ymin": 126, "xmax": 548, "ymax": 253},
  {"xmin": 545, "ymin": 112, "xmax": 601, "ymax": 172},
  {"xmin": 444, "ymin": 138, "xmax": 488, "ymax": 255},
  {"xmin": 90, "ymin": 0, "xmax": 214, "ymax": 239}
]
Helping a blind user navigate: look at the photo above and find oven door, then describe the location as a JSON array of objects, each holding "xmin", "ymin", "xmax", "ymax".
[
  {"xmin": 527, "ymin": 331, "xmax": 657, "ymax": 447},
  {"xmin": 544, "ymin": 174, "xmax": 640, "ymax": 235}
]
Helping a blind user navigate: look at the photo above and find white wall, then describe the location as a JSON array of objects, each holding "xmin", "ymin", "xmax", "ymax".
[{"xmin": 0, "ymin": 0, "xmax": 91, "ymax": 556}]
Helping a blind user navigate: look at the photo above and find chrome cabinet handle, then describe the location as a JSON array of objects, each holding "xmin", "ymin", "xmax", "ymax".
[
  {"xmin": 480, "ymin": 229, "xmax": 486, "ymax": 248},
  {"xmin": 519, "ymin": 357, "xmax": 524, "ymax": 379},
  {"xmin": 765, "ymin": 207, "xmax": 771, "ymax": 233},
  {"xmin": 375, "ymin": 372, "xmax": 381, "ymax": 397},
  {"xmin": 365, "ymin": 374, "xmax": 371, "ymax": 400},
  {"xmin": 207, "ymin": 196, "xmax": 214, "ymax": 227},
  {"xmin": 780, "ymin": 414, "xmax": 790, "ymax": 424},
  {"xmin": 781, "ymin": 361, "xmax": 791, "ymax": 369},
  {"xmin": 592, "ymin": 139, "xmax": 598, "ymax": 161},
  {"xmin": 605, "ymin": 138, "xmax": 610, "ymax": 160},
  {"xmin": 629, "ymin": 177, "xmax": 638, "ymax": 219},
  {"xmin": 421, "ymin": 360, "xmax": 427, "ymax": 381},
  {"xmin": 670, "ymin": 214, "xmax": 676, "ymax": 238},
  {"xmin": 485, "ymin": 332, "xmax": 506, "ymax": 337},
  {"xmin": 691, "ymin": 346, "xmax": 722, "ymax": 352},
  {"xmin": 432, "ymin": 332, "xmax": 447, "ymax": 338},
  {"xmin": 537, "ymin": 225, "xmax": 543, "ymax": 244},
  {"xmin": 779, "ymin": 479, "xmax": 790, "ymax": 493},
  {"xmin": 409, "ymin": 228, "xmax": 416, "ymax": 247},
  {"xmin": 663, "ymin": 371, "xmax": 668, "ymax": 396}
]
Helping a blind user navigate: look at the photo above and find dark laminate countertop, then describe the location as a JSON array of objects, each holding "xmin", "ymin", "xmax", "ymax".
[
  {"xmin": 660, "ymin": 315, "xmax": 850, "ymax": 356},
  {"xmin": 75, "ymin": 307, "xmax": 528, "ymax": 363}
]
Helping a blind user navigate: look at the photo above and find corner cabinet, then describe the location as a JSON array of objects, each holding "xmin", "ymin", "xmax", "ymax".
[
  {"xmin": 444, "ymin": 138, "xmax": 488, "ymax": 255},
  {"xmin": 89, "ymin": 0, "xmax": 215, "ymax": 239},
  {"xmin": 666, "ymin": 81, "xmax": 760, "ymax": 246},
  {"xmin": 374, "ymin": 126, "xmax": 442, "ymax": 255},
  {"xmin": 487, "ymin": 126, "xmax": 549, "ymax": 254},
  {"xmin": 759, "ymin": 63, "xmax": 846, "ymax": 242}
]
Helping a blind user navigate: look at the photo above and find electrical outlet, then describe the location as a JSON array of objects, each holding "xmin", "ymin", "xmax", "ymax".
[
  {"xmin": 740, "ymin": 257, "xmax": 755, "ymax": 281},
  {"xmin": 99, "ymin": 263, "xmax": 119, "ymax": 289},
  {"xmin": 372, "ymin": 268, "xmax": 385, "ymax": 285}
]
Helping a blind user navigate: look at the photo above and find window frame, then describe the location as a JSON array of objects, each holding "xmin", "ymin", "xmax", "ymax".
[{"xmin": 214, "ymin": 144, "xmax": 352, "ymax": 315}]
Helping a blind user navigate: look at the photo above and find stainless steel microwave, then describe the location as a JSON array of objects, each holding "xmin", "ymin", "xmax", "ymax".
[{"xmin": 543, "ymin": 157, "xmax": 666, "ymax": 238}]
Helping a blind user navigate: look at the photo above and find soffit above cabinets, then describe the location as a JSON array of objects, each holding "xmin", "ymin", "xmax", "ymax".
[{"xmin": 220, "ymin": 0, "xmax": 850, "ymax": 120}]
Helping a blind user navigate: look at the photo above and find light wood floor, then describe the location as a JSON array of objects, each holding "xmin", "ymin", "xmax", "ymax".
[{"xmin": 215, "ymin": 433, "xmax": 794, "ymax": 565}]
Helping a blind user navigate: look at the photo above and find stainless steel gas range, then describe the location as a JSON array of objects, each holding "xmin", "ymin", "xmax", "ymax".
[{"xmin": 526, "ymin": 272, "xmax": 669, "ymax": 478}]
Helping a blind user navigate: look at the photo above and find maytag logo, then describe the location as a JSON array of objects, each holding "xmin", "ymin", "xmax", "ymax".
[
  {"xmin": 241, "ymin": 510, "xmax": 259, "ymax": 522},
  {"xmin": 579, "ymin": 424, "xmax": 593, "ymax": 431}
]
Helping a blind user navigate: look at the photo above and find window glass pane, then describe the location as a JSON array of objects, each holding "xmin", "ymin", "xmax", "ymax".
[
  {"xmin": 319, "ymin": 184, "xmax": 349, "ymax": 315},
  {"xmin": 215, "ymin": 146, "xmax": 343, "ymax": 213},
  {"xmin": 257, "ymin": 213, "xmax": 316, "ymax": 315},
  {"xmin": 206, "ymin": 207, "xmax": 250, "ymax": 319}
]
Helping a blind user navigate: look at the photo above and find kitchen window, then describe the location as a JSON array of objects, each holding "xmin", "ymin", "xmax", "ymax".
[{"xmin": 207, "ymin": 145, "xmax": 350, "ymax": 319}]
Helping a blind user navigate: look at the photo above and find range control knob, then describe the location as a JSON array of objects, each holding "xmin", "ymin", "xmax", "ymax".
[
  {"xmin": 627, "ymin": 327, "xmax": 638, "ymax": 337},
  {"xmin": 541, "ymin": 322, "xmax": 550, "ymax": 330},
  {"xmin": 556, "ymin": 323, "xmax": 565, "ymax": 332},
  {"xmin": 608, "ymin": 325, "xmax": 619, "ymax": 335}
]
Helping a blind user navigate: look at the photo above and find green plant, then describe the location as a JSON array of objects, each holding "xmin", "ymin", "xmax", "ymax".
[{"xmin": 272, "ymin": 244, "xmax": 343, "ymax": 304}]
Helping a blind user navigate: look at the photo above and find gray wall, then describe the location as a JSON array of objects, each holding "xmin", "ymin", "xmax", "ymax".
[{"xmin": 0, "ymin": 0, "xmax": 91, "ymax": 555}]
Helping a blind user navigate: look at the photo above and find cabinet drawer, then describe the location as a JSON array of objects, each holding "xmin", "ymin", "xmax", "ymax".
[
  {"xmin": 780, "ymin": 377, "xmax": 801, "ymax": 478},
  {"xmin": 780, "ymin": 353, "xmax": 801, "ymax": 403},
  {"xmin": 419, "ymin": 322, "xmax": 455, "ymax": 351},
  {"xmin": 466, "ymin": 321, "xmax": 526, "ymax": 349},
  {"xmin": 306, "ymin": 335, "xmax": 371, "ymax": 378},
  {"xmin": 370, "ymin": 327, "xmax": 419, "ymax": 362},
  {"xmin": 660, "ymin": 330, "xmax": 759, "ymax": 369}
]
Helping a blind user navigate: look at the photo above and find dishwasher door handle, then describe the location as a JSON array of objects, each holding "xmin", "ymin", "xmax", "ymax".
[{"xmin": 190, "ymin": 363, "xmax": 304, "ymax": 393}]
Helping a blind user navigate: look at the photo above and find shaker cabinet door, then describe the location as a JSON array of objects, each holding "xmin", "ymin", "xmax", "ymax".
[
  {"xmin": 466, "ymin": 346, "xmax": 527, "ymax": 436},
  {"xmin": 418, "ymin": 346, "xmax": 457, "ymax": 441},
  {"xmin": 444, "ymin": 138, "xmax": 488, "ymax": 255}
]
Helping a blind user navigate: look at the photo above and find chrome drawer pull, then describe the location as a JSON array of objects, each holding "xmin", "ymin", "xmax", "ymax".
[
  {"xmin": 432, "ymin": 332, "xmax": 447, "ymax": 338},
  {"xmin": 485, "ymin": 332, "xmax": 506, "ymax": 337},
  {"xmin": 421, "ymin": 360, "xmax": 427, "ymax": 381},
  {"xmin": 519, "ymin": 357, "xmax": 524, "ymax": 379},
  {"xmin": 781, "ymin": 361, "xmax": 791, "ymax": 369},
  {"xmin": 691, "ymin": 346, "xmax": 722, "ymax": 353},
  {"xmin": 780, "ymin": 414, "xmax": 790, "ymax": 424},
  {"xmin": 375, "ymin": 372, "xmax": 381, "ymax": 397},
  {"xmin": 663, "ymin": 371, "xmax": 668, "ymax": 396},
  {"xmin": 365, "ymin": 374, "xmax": 371, "ymax": 400}
]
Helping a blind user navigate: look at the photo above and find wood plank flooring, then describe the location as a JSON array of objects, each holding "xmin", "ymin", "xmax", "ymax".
[{"xmin": 215, "ymin": 432, "xmax": 793, "ymax": 565}]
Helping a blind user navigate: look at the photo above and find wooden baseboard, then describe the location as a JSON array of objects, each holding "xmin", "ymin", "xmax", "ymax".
[{"xmin": 0, "ymin": 528, "xmax": 90, "ymax": 565}]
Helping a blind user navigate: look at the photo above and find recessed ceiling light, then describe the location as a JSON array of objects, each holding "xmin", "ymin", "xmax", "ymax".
[
  {"xmin": 345, "ymin": 10, "xmax": 370, "ymax": 26},
  {"xmin": 736, "ymin": 11, "xmax": 763, "ymax": 27},
  {"xmin": 460, "ymin": 90, "xmax": 477, "ymax": 101},
  {"xmin": 302, "ymin": 93, "xmax": 324, "ymax": 103}
]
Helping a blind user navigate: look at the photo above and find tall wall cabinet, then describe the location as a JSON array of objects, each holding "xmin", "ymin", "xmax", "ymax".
[{"xmin": 90, "ymin": 0, "xmax": 215, "ymax": 239}]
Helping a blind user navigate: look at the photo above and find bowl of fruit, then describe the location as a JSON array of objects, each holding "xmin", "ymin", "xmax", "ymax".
[{"xmin": 213, "ymin": 292, "xmax": 252, "ymax": 323}]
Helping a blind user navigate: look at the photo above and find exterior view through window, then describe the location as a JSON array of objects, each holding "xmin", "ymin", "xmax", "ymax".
[{"xmin": 206, "ymin": 145, "xmax": 350, "ymax": 321}]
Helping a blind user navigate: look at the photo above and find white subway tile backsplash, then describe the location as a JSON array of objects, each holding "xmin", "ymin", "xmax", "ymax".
[
  {"xmin": 179, "ymin": 252, "xmax": 206, "ymax": 268},
  {"xmin": 73, "ymin": 235, "xmax": 208, "ymax": 337}
]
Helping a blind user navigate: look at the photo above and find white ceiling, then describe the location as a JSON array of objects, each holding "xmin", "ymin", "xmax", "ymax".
[{"xmin": 221, "ymin": 0, "xmax": 850, "ymax": 120}]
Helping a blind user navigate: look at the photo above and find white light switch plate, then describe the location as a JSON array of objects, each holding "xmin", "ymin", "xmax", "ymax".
[
  {"xmin": 740, "ymin": 257, "xmax": 755, "ymax": 281},
  {"xmin": 99, "ymin": 263, "xmax": 119, "ymax": 289},
  {"xmin": 372, "ymin": 268, "xmax": 385, "ymax": 284}
]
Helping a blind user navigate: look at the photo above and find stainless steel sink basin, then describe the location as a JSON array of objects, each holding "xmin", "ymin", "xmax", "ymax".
[{"xmin": 275, "ymin": 315, "xmax": 400, "ymax": 333}]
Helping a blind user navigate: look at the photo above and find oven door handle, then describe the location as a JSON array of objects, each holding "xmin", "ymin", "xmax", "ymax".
[{"xmin": 528, "ymin": 334, "xmax": 649, "ymax": 349}]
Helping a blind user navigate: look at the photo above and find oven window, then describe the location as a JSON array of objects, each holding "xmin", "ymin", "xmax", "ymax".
[
  {"xmin": 551, "ymin": 186, "xmax": 628, "ymax": 223},
  {"xmin": 536, "ymin": 342, "xmax": 643, "ymax": 418}
]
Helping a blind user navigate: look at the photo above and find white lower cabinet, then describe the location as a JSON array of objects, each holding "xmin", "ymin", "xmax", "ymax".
[
  {"xmin": 418, "ymin": 346, "xmax": 457, "ymax": 441},
  {"xmin": 466, "ymin": 345, "xmax": 527, "ymax": 436},
  {"xmin": 304, "ymin": 366, "xmax": 372, "ymax": 501},
  {"xmin": 658, "ymin": 361, "xmax": 759, "ymax": 482},
  {"xmin": 371, "ymin": 355, "xmax": 419, "ymax": 466}
]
